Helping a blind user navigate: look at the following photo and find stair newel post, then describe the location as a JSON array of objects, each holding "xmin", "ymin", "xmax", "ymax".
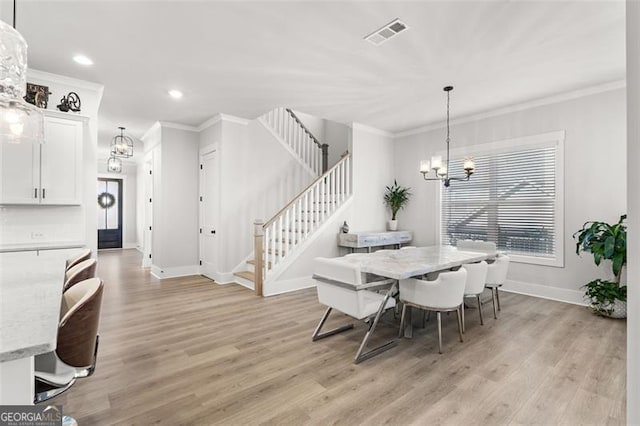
[
  {"xmin": 254, "ymin": 219, "xmax": 265, "ymax": 297},
  {"xmin": 321, "ymin": 143, "xmax": 328, "ymax": 174}
]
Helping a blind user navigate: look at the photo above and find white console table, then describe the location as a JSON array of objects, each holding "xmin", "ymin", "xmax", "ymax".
[{"xmin": 338, "ymin": 231, "xmax": 413, "ymax": 253}]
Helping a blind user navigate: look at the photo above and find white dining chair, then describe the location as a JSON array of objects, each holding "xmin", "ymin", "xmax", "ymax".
[
  {"xmin": 486, "ymin": 254, "xmax": 510, "ymax": 318},
  {"xmin": 461, "ymin": 261, "xmax": 489, "ymax": 332},
  {"xmin": 312, "ymin": 257, "xmax": 397, "ymax": 364},
  {"xmin": 398, "ymin": 268, "xmax": 467, "ymax": 354}
]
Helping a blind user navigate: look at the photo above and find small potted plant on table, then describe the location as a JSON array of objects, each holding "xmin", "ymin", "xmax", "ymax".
[
  {"xmin": 383, "ymin": 180, "xmax": 411, "ymax": 231},
  {"xmin": 573, "ymin": 214, "xmax": 627, "ymax": 318}
]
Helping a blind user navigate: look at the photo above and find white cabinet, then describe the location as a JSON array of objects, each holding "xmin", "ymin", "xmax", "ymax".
[{"xmin": 0, "ymin": 113, "xmax": 85, "ymax": 205}]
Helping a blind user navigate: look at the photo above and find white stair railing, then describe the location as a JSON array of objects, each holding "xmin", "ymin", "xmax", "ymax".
[
  {"xmin": 253, "ymin": 153, "xmax": 351, "ymax": 295},
  {"xmin": 262, "ymin": 108, "xmax": 328, "ymax": 176}
]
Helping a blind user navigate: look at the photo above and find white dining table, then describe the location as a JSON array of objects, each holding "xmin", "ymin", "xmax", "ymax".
[{"xmin": 332, "ymin": 245, "xmax": 496, "ymax": 338}]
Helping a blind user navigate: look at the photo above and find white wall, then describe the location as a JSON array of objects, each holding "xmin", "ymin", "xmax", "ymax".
[
  {"xmin": 294, "ymin": 111, "xmax": 350, "ymax": 169},
  {"xmin": 347, "ymin": 124, "xmax": 396, "ymax": 232},
  {"xmin": 626, "ymin": 1, "xmax": 639, "ymax": 423},
  {"xmin": 152, "ymin": 127, "xmax": 200, "ymax": 275},
  {"xmin": 198, "ymin": 117, "xmax": 315, "ymax": 276},
  {"xmin": 274, "ymin": 123, "xmax": 395, "ymax": 289},
  {"xmin": 0, "ymin": 70, "xmax": 103, "ymax": 253},
  {"xmin": 97, "ymin": 161, "xmax": 138, "ymax": 249},
  {"xmin": 394, "ymin": 88, "xmax": 626, "ymax": 303}
]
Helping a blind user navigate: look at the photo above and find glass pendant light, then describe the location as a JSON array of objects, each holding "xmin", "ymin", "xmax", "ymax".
[
  {"xmin": 0, "ymin": 0, "xmax": 45, "ymax": 144},
  {"xmin": 107, "ymin": 156, "xmax": 122, "ymax": 173},
  {"xmin": 110, "ymin": 126, "xmax": 134, "ymax": 158}
]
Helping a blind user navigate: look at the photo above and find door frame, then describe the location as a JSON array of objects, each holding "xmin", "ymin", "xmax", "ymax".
[
  {"xmin": 142, "ymin": 151, "xmax": 154, "ymax": 268},
  {"xmin": 199, "ymin": 144, "xmax": 221, "ymax": 279},
  {"xmin": 97, "ymin": 176, "xmax": 124, "ymax": 249}
]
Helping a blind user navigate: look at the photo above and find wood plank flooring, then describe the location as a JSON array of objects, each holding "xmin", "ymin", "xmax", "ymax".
[{"xmin": 48, "ymin": 249, "xmax": 626, "ymax": 425}]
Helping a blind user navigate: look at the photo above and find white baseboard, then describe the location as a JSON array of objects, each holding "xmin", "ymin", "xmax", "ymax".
[
  {"xmin": 264, "ymin": 275, "xmax": 316, "ymax": 297},
  {"xmin": 502, "ymin": 279, "xmax": 587, "ymax": 306},
  {"xmin": 123, "ymin": 243, "xmax": 137, "ymax": 249},
  {"xmin": 135, "ymin": 246, "xmax": 144, "ymax": 253},
  {"xmin": 150, "ymin": 264, "xmax": 200, "ymax": 279}
]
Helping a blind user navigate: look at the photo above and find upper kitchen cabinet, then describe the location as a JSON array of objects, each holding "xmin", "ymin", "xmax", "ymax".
[{"xmin": 0, "ymin": 111, "xmax": 87, "ymax": 205}]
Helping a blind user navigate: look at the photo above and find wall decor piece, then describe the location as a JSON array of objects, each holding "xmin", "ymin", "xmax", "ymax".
[
  {"xmin": 97, "ymin": 191, "xmax": 116, "ymax": 209},
  {"xmin": 57, "ymin": 92, "xmax": 81, "ymax": 113},
  {"xmin": 23, "ymin": 83, "xmax": 51, "ymax": 108}
]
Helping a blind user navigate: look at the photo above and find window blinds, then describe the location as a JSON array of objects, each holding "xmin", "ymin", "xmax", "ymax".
[{"xmin": 441, "ymin": 145, "xmax": 557, "ymax": 258}]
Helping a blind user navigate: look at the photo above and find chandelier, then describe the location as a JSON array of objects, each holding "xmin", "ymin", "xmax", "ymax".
[
  {"xmin": 419, "ymin": 86, "xmax": 474, "ymax": 187},
  {"xmin": 0, "ymin": 0, "xmax": 45, "ymax": 144},
  {"xmin": 110, "ymin": 126, "xmax": 133, "ymax": 158},
  {"xmin": 107, "ymin": 156, "xmax": 122, "ymax": 173}
]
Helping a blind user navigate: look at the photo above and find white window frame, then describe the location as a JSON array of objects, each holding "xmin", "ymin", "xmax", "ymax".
[{"xmin": 435, "ymin": 130, "xmax": 565, "ymax": 267}]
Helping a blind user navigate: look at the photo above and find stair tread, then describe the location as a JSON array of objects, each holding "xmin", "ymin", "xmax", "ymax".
[
  {"xmin": 234, "ymin": 271, "xmax": 255, "ymax": 282},
  {"xmin": 247, "ymin": 259, "xmax": 273, "ymax": 267}
]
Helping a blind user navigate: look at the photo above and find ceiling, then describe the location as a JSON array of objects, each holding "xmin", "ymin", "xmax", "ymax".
[{"xmin": 0, "ymin": 1, "xmax": 626, "ymax": 147}]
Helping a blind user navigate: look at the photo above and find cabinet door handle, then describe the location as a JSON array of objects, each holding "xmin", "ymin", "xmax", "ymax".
[
  {"xmin": 34, "ymin": 188, "xmax": 38, "ymax": 198},
  {"xmin": 42, "ymin": 188, "xmax": 46, "ymax": 199}
]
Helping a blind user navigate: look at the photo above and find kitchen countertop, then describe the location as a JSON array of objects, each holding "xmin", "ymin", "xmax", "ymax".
[
  {"xmin": 0, "ymin": 241, "xmax": 85, "ymax": 253},
  {"xmin": 0, "ymin": 252, "xmax": 64, "ymax": 362}
]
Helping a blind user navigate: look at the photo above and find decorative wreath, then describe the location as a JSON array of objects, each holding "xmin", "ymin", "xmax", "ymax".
[{"xmin": 97, "ymin": 192, "xmax": 116, "ymax": 209}]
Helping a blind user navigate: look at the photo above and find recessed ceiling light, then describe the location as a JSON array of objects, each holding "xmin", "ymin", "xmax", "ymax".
[
  {"xmin": 168, "ymin": 89, "xmax": 183, "ymax": 99},
  {"xmin": 73, "ymin": 54, "xmax": 93, "ymax": 66}
]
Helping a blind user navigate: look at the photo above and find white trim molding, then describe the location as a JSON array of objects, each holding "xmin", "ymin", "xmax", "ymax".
[
  {"xmin": 197, "ymin": 113, "xmax": 251, "ymax": 132},
  {"xmin": 264, "ymin": 276, "xmax": 316, "ymax": 297},
  {"xmin": 351, "ymin": 122, "xmax": 394, "ymax": 138},
  {"xmin": 150, "ymin": 264, "xmax": 201, "ymax": 280},
  {"xmin": 395, "ymin": 79, "xmax": 626, "ymax": 139},
  {"xmin": 141, "ymin": 121, "xmax": 162, "ymax": 143},
  {"xmin": 502, "ymin": 279, "xmax": 586, "ymax": 306},
  {"xmin": 158, "ymin": 121, "xmax": 199, "ymax": 132}
]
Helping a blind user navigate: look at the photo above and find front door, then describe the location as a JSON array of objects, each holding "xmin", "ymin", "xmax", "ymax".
[{"xmin": 97, "ymin": 178, "xmax": 123, "ymax": 249}]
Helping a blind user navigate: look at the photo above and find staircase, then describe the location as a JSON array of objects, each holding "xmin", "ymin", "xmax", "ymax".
[{"xmin": 233, "ymin": 108, "xmax": 352, "ymax": 294}]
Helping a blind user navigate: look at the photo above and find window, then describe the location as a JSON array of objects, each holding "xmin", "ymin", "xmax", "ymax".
[{"xmin": 439, "ymin": 131, "xmax": 564, "ymax": 267}]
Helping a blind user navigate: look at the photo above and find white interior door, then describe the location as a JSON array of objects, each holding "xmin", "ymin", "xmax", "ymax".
[
  {"xmin": 199, "ymin": 148, "xmax": 218, "ymax": 279},
  {"xmin": 142, "ymin": 155, "xmax": 153, "ymax": 267}
]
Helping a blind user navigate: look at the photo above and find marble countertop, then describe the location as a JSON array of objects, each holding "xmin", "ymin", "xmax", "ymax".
[
  {"xmin": 334, "ymin": 245, "xmax": 495, "ymax": 280},
  {"xmin": 0, "ymin": 241, "xmax": 85, "ymax": 253},
  {"xmin": 0, "ymin": 252, "xmax": 64, "ymax": 362}
]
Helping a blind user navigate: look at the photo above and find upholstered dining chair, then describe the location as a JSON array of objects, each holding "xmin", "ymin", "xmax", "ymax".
[
  {"xmin": 63, "ymin": 258, "xmax": 97, "ymax": 292},
  {"xmin": 461, "ymin": 261, "xmax": 489, "ymax": 332},
  {"xmin": 65, "ymin": 248, "xmax": 91, "ymax": 272},
  {"xmin": 312, "ymin": 257, "xmax": 397, "ymax": 364},
  {"xmin": 486, "ymin": 254, "xmax": 510, "ymax": 318},
  {"xmin": 398, "ymin": 268, "xmax": 467, "ymax": 354},
  {"xmin": 35, "ymin": 277, "xmax": 104, "ymax": 403}
]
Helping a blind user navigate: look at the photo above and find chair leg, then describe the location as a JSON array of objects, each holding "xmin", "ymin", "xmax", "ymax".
[
  {"xmin": 311, "ymin": 307, "xmax": 354, "ymax": 341},
  {"xmin": 456, "ymin": 306, "xmax": 464, "ymax": 342},
  {"xmin": 426, "ymin": 311, "xmax": 431, "ymax": 322},
  {"xmin": 436, "ymin": 311, "xmax": 443, "ymax": 354},
  {"xmin": 491, "ymin": 288, "xmax": 498, "ymax": 319},
  {"xmin": 398, "ymin": 304, "xmax": 407, "ymax": 338},
  {"xmin": 354, "ymin": 283, "xmax": 398, "ymax": 364},
  {"xmin": 496, "ymin": 287, "xmax": 501, "ymax": 311},
  {"xmin": 461, "ymin": 301, "xmax": 465, "ymax": 333},
  {"xmin": 477, "ymin": 295, "xmax": 484, "ymax": 325}
]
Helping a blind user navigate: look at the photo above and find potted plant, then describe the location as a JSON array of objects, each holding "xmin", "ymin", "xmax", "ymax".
[
  {"xmin": 383, "ymin": 180, "xmax": 411, "ymax": 231},
  {"xmin": 573, "ymin": 214, "xmax": 627, "ymax": 318}
]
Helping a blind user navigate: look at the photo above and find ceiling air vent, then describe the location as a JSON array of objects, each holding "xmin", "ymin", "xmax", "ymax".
[{"xmin": 364, "ymin": 18, "xmax": 409, "ymax": 46}]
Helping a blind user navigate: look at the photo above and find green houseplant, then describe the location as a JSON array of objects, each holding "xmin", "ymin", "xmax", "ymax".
[
  {"xmin": 383, "ymin": 180, "xmax": 411, "ymax": 231},
  {"xmin": 573, "ymin": 214, "xmax": 627, "ymax": 317}
]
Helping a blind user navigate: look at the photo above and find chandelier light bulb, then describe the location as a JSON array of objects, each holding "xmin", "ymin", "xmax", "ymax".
[{"xmin": 419, "ymin": 160, "xmax": 430, "ymax": 174}]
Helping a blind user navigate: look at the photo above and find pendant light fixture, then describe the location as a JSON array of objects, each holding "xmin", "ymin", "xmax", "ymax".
[
  {"xmin": 106, "ymin": 156, "xmax": 122, "ymax": 173},
  {"xmin": 110, "ymin": 126, "xmax": 133, "ymax": 158},
  {"xmin": 0, "ymin": 0, "xmax": 45, "ymax": 144},
  {"xmin": 419, "ymin": 86, "xmax": 474, "ymax": 187}
]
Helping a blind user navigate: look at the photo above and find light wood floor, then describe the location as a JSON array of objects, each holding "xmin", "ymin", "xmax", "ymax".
[{"xmin": 49, "ymin": 249, "xmax": 626, "ymax": 425}]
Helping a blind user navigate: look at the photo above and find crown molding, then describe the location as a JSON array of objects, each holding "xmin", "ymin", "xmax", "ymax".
[
  {"xmin": 394, "ymin": 79, "xmax": 626, "ymax": 139},
  {"xmin": 158, "ymin": 121, "xmax": 199, "ymax": 132},
  {"xmin": 351, "ymin": 122, "xmax": 393, "ymax": 138},
  {"xmin": 27, "ymin": 69, "xmax": 104, "ymax": 93},
  {"xmin": 141, "ymin": 121, "xmax": 161, "ymax": 142},
  {"xmin": 197, "ymin": 113, "xmax": 251, "ymax": 132}
]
